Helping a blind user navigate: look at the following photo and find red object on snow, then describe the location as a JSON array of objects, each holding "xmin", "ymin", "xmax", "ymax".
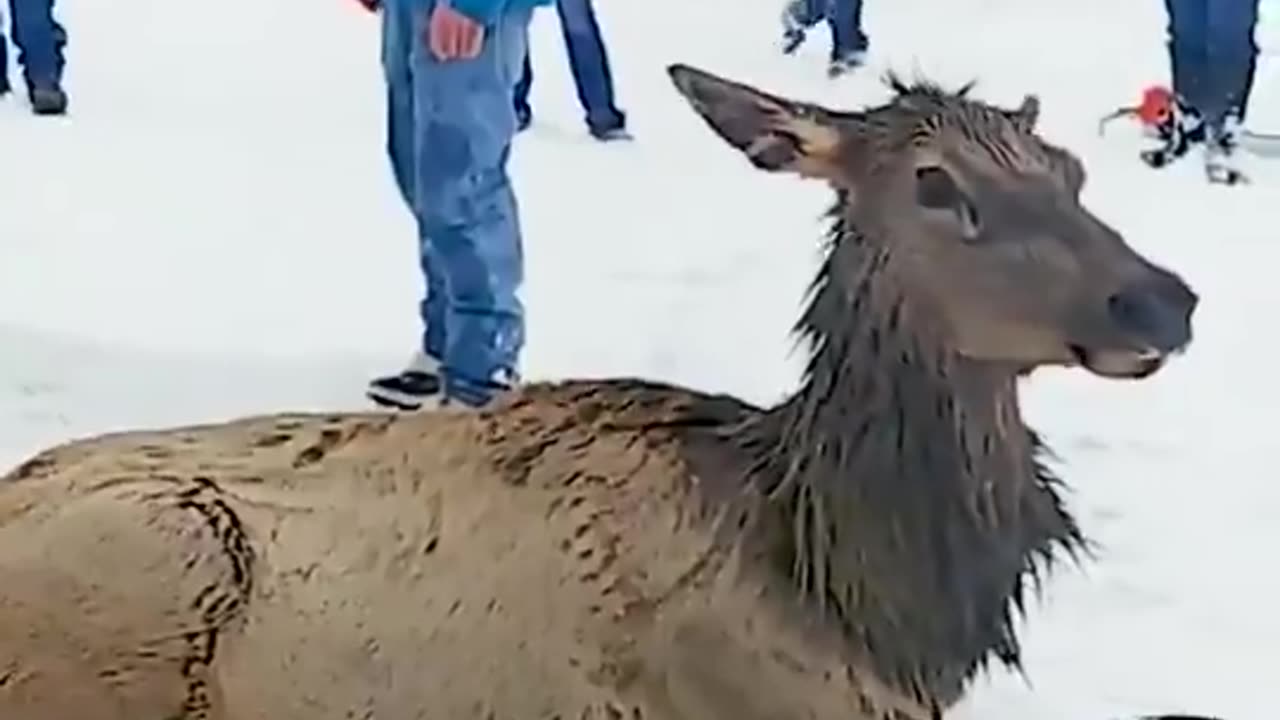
[
  {"xmin": 1136, "ymin": 85, "xmax": 1175, "ymax": 130},
  {"xmin": 1096, "ymin": 85, "xmax": 1177, "ymax": 138}
]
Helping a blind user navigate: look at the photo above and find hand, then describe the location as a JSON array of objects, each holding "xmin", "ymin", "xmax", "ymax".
[{"xmin": 426, "ymin": 4, "xmax": 485, "ymax": 61}]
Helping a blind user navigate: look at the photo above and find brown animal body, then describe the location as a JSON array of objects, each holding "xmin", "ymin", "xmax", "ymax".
[{"xmin": 0, "ymin": 65, "xmax": 1198, "ymax": 720}]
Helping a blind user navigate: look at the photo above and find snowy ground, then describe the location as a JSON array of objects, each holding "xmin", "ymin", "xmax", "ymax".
[{"xmin": 2, "ymin": 0, "xmax": 1278, "ymax": 717}]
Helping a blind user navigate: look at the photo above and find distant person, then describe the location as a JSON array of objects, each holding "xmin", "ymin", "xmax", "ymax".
[
  {"xmin": 779, "ymin": 0, "xmax": 869, "ymax": 77},
  {"xmin": 512, "ymin": 0, "xmax": 629, "ymax": 141},
  {"xmin": 1141, "ymin": 0, "xmax": 1259, "ymax": 184},
  {"xmin": 0, "ymin": 0, "xmax": 69, "ymax": 115},
  {"xmin": 358, "ymin": 0, "xmax": 548, "ymax": 410}
]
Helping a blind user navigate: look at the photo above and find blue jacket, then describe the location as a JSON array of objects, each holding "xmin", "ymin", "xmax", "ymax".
[{"xmin": 452, "ymin": 0, "xmax": 551, "ymax": 25}]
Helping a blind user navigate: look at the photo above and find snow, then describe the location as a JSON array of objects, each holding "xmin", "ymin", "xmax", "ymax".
[{"xmin": 1, "ymin": 0, "xmax": 1276, "ymax": 717}]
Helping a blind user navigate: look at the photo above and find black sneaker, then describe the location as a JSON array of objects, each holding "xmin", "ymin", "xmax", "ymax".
[
  {"xmin": 366, "ymin": 352, "xmax": 444, "ymax": 411},
  {"xmin": 781, "ymin": 29, "xmax": 806, "ymax": 54},
  {"xmin": 589, "ymin": 124, "xmax": 632, "ymax": 142},
  {"xmin": 779, "ymin": 0, "xmax": 810, "ymax": 54},
  {"xmin": 827, "ymin": 49, "xmax": 867, "ymax": 78},
  {"xmin": 28, "ymin": 80, "xmax": 67, "ymax": 116},
  {"xmin": 444, "ymin": 373, "xmax": 517, "ymax": 409}
]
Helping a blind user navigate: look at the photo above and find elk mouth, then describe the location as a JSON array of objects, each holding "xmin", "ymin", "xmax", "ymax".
[{"xmin": 1069, "ymin": 344, "xmax": 1167, "ymax": 379}]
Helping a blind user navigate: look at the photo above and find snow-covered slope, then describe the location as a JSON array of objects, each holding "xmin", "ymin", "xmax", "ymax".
[{"xmin": 1, "ymin": 0, "xmax": 1276, "ymax": 717}]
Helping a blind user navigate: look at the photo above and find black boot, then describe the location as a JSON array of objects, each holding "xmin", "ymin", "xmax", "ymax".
[
  {"xmin": 28, "ymin": 79, "xmax": 68, "ymax": 116},
  {"xmin": 780, "ymin": 0, "xmax": 810, "ymax": 54},
  {"xmin": 1140, "ymin": 96, "xmax": 1204, "ymax": 169}
]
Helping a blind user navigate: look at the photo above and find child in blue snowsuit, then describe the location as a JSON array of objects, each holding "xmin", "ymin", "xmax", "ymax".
[
  {"xmin": 1142, "ymin": 0, "xmax": 1260, "ymax": 182},
  {"xmin": 0, "ymin": 0, "xmax": 68, "ymax": 114},
  {"xmin": 363, "ymin": 0, "xmax": 549, "ymax": 410}
]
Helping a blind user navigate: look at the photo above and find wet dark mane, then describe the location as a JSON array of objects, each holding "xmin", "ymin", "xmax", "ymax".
[
  {"xmin": 882, "ymin": 71, "xmax": 978, "ymax": 104},
  {"xmin": 845, "ymin": 72, "xmax": 1068, "ymax": 181},
  {"xmin": 743, "ymin": 203, "xmax": 1088, "ymax": 710}
]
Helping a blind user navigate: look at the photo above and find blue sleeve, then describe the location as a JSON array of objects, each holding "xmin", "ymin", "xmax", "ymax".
[{"xmin": 449, "ymin": 0, "xmax": 505, "ymax": 24}]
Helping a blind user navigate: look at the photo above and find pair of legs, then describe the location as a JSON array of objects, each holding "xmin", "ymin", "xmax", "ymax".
[
  {"xmin": 0, "ymin": 0, "xmax": 68, "ymax": 113},
  {"xmin": 372, "ymin": 0, "xmax": 530, "ymax": 409},
  {"xmin": 780, "ymin": 0, "xmax": 869, "ymax": 68},
  {"xmin": 512, "ymin": 0, "xmax": 627, "ymax": 139},
  {"xmin": 1142, "ymin": 0, "xmax": 1259, "ymax": 182},
  {"xmin": 1164, "ymin": 0, "xmax": 1259, "ymax": 127}
]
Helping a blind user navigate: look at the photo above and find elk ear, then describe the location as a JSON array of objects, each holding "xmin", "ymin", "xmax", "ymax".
[
  {"xmin": 667, "ymin": 63, "xmax": 863, "ymax": 181},
  {"xmin": 1007, "ymin": 94, "xmax": 1040, "ymax": 131}
]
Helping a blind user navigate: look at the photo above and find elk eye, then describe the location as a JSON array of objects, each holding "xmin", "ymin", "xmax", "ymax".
[{"xmin": 915, "ymin": 166, "xmax": 961, "ymax": 209}]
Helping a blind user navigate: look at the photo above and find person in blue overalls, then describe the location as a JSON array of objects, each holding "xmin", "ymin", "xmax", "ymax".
[{"xmin": 359, "ymin": 0, "xmax": 549, "ymax": 410}]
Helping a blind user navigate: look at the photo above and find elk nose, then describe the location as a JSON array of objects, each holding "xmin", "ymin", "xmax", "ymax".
[{"xmin": 1107, "ymin": 274, "xmax": 1198, "ymax": 352}]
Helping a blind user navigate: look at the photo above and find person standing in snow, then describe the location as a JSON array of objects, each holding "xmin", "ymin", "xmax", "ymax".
[
  {"xmin": 358, "ymin": 0, "xmax": 548, "ymax": 411},
  {"xmin": 1141, "ymin": 0, "xmax": 1260, "ymax": 183},
  {"xmin": 512, "ymin": 0, "xmax": 629, "ymax": 141},
  {"xmin": 0, "ymin": 0, "xmax": 69, "ymax": 115},
  {"xmin": 779, "ymin": 0, "xmax": 869, "ymax": 77}
]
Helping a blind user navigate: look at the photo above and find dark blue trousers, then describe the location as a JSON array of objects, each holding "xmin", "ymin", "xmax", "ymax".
[
  {"xmin": 513, "ymin": 0, "xmax": 625, "ymax": 133},
  {"xmin": 0, "ymin": 0, "xmax": 67, "ymax": 87},
  {"xmin": 1164, "ymin": 0, "xmax": 1259, "ymax": 124}
]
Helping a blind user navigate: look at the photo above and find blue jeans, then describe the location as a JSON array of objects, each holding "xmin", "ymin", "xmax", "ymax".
[
  {"xmin": 512, "ymin": 0, "xmax": 625, "ymax": 133},
  {"xmin": 0, "ymin": 0, "xmax": 67, "ymax": 86},
  {"xmin": 382, "ymin": 0, "xmax": 530, "ymax": 405},
  {"xmin": 1164, "ymin": 0, "xmax": 1259, "ymax": 124},
  {"xmin": 785, "ymin": 0, "xmax": 868, "ymax": 57}
]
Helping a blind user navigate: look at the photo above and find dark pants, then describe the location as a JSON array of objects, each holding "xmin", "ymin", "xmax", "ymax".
[
  {"xmin": 1164, "ymin": 0, "xmax": 1259, "ymax": 124},
  {"xmin": 785, "ymin": 0, "xmax": 869, "ymax": 56},
  {"xmin": 0, "ymin": 0, "xmax": 67, "ymax": 86},
  {"xmin": 513, "ymin": 0, "xmax": 625, "ymax": 133}
]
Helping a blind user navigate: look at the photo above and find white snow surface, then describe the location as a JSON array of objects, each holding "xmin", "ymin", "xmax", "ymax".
[{"xmin": 1, "ymin": 0, "xmax": 1277, "ymax": 717}]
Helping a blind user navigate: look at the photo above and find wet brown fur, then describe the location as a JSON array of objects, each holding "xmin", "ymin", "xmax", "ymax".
[{"xmin": 1, "ymin": 73, "xmax": 1149, "ymax": 720}]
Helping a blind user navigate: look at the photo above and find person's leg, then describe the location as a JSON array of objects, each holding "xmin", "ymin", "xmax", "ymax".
[
  {"xmin": 1165, "ymin": 0, "xmax": 1210, "ymax": 114},
  {"xmin": 827, "ymin": 0, "xmax": 869, "ymax": 58},
  {"xmin": 366, "ymin": 0, "xmax": 448, "ymax": 409},
  {"xmin": 513, "ymin": 51, "xmax": 533, "ymax": 131},
  {"xmin": 554, "ymin": 0, "xmax": 626, "ymax": 138},
  {"xmin": 1204, "ymin": 0, "xmax": 1259, "ymax": 124},
  {"xmin": 780, "ymin": 0, "xmax": 822, "ymax": 53},
  {"xmin": 1, "ymin": 16, "xmax": 10, "ymax": 97},
  {"xmin": 1198, "ymin": 0, "xmax": 1259, "ymax": 183},
  {"xmin": 825, "ymin": 0, "xmax": 868, "ymax": 74},
  {"xmin": 410, "ymin": 0, "xmax": 531, "ymax": 407},
  {"xmin": 1142, "ymin": 0, "xmax": 1210, "ymax": 169},
  {"xmin": 8, "ymin": 0, "xmax": 67, "ymax": 113}
]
